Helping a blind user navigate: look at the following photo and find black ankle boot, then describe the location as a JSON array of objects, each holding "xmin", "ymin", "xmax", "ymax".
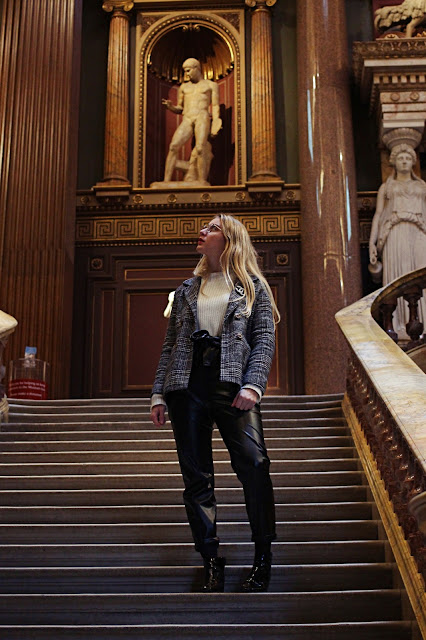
[
  {"xmin": 202, "ymin": 556, "xmax": 226, "ymax": 592},
  {"xmin": 241, "ymin": 553, "xmax": 272, "ymax": 592}
]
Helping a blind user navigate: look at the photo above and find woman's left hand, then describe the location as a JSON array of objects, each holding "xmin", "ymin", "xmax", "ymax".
[{"xmin": 231, "ymin": 388, "xmax": 258, "ymax": 411}]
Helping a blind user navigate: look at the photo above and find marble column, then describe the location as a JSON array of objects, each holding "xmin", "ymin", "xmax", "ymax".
[
  {"xmin": 297, "ymin": 0, "xmax": 361, "ymax": 393},
  {"xmin": 0, "ymin": 0, "xmax": 81, "ymax": 398},
  {"xmin": 246, "ymin": 0, "xmax": 281, "ymax": 181},
  {"xmin": 99, "ymin": 1, "xmax": 133, "ymax": 185}
]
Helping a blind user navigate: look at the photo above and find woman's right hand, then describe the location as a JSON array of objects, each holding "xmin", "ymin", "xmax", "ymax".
[{"xmin": 151, "ymin": 404, "xmax": 166, "ymax": 427}]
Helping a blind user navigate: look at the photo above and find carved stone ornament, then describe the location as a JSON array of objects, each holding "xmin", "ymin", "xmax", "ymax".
[
  {"xmin": 216, "ymin": 12, "xmax": 240, "ymax": 32},
  {"xmin": 276, "ymin": 253, "xmax": 289, "ymax": 266},
  {"xmin": 245, "ymin": 0, "xmax": 276, "ymax": 7},
  {"xmin": 102, "ymin": 1, "xmax": 134, "ymax": 12},
  {"xmin": 353, "ymin": 39, "xmax": 426, "ymax": 86},
  {"xmin": 90, "ymin": 257, "xmax": 104, "ymax": 271},
  {"xmin": 382, "ymin": 127, "xmax": 422, "ymax": 151},
  {"xmin": 374, "ymin": 1, "xmax": 426, "ymax": 39},
  {"xmin": 347, "ymin": 352, "xmax": 426, "ymax": 582}
]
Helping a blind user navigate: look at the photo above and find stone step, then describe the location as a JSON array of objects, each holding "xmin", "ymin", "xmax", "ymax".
[
  {"xmin": 0, "ymin": 591, "xmax": 403, "ymax": 625},
  {"xmin": 0, "ymin": 425, "xmax": 350, "ymax": 446},
  {"xmin": 0, "ymin": 621, "xmax": 413, "ymax": 640},
  {"xmin": 0, "ymin": 502, "xmax": 374, "ymax": 523},
  {"xmin": 5, "ymin": 407, "xmax": 344, "ymax": 423},
  {"xmin": 0, "ymin": 452, "xmax": 359, "ymax": 472},
  {"xmin": 8, "ymin": 393, "xmax": 343, "ymax": 407},
  {"xmin": 0, "ymin": 482, "xmax": 368, "ymax": 503},
  {"xmin": 0, "ymin": 540, "xmax": 387, "ymax": 567},
  {"xmin": 0, "ymin": 441, "xmax": 357, "ymax": 462},
  {"xmin": 0, "ymin": 520, "xmax": 379, "ymax": 544},
  {"xmin": 8, "ymin": 401, "xmax": 344, "ymax": 415},
  {"xmin": 3, "ymin": 417, "xmax": 346, "ymax": 430},
  {"xmin": 0, "ymin": 482, "xmax": 369, "ymax": 507},
  {"xmin": 0, "ymin": 469, "xmax": 365, "ymax": 489},
  {"xmin": 0, "ymin": 563, "xmax": 393, "ymax": 594},
  {"xmin": 0, "ymin": 432, "xmax": 354, "ymax": 450},
  {"xmin": 0, "ymin": 461, "xmax": 364, "ymax": 483}
]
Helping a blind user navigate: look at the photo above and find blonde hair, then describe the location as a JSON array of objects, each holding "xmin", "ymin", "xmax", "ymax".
[{"xmin": 194, "ymin": 214, "xmax": 280, "ymax": 324}]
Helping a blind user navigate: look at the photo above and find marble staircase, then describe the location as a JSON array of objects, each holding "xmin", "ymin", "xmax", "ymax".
[{"xmin": 0, "ymin": 395, "xmax": 417, "ymax": 639}]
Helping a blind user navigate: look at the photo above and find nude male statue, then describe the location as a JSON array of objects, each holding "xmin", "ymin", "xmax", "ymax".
[{"xmin": 161, "ymin": 58, "xmax": 222, "ymax": 186}]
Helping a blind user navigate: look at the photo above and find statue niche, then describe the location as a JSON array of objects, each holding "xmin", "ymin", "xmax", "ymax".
[{"xmin": 144, "ymin": 25, "xmax": 236, "ymax": 188}]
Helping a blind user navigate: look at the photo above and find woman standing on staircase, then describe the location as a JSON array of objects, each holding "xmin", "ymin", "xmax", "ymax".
[{"xmin": 150, "ymin": 214, "xmax": 279, "ymax": 593}]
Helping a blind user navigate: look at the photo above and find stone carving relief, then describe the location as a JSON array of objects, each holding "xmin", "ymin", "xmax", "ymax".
[{"xmin": 375, "ymin": 0, "xmax": 426, "ymax": 38}]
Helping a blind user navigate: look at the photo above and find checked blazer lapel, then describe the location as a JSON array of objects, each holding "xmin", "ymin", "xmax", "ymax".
[
  {"xmin": 182, "ymin": 277, "xmax": 201, "ymax": 325},
  {"xmin": 223, "ymin": 280, "xmax": 246, "ymax": 322}
]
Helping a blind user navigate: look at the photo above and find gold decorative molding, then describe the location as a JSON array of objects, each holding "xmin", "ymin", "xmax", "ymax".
[
  {"xmin": 343, "ymin": 395, "xmax": 426, "ymax": 637},
  {"xmin": 76, "ymin": 184, "xmax": 302, "ymax": 210},
  {"xmin": 276, "ymin": 253, "xmax": 289, "ymax": 266},
  {"xmin": 103, "ymin": 1, "xmax": 134, "ymax": 12},
  {"xmin": 76, "ymin": 213, "xmax": 301, "ymax": 245}
]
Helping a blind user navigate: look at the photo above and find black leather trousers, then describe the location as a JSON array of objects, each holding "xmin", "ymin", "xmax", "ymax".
[{"xmin": 166, "ymin": 332, "xmax": 276, "ymax": 557}]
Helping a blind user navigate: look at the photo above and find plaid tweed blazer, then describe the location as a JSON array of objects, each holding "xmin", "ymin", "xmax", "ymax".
[{"xmin": 152, "ymin": 275, "xmax": 275, "ymax": 397}]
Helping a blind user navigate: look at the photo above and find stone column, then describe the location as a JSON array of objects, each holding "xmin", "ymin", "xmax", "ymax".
[
  {"xmin": 297, "ymin": 0, "xmax": 361, "ymax": 393},
  {"xmin": 0, "ymin": 0, "xmax": 82, "ymax": 398},
  {"xmin": 99, "ymin": 0, "xmax": 133, "ymax": 186},
  {"xmin": 246, "ymin": 0, "xmax": 281, "ymax": 182}
]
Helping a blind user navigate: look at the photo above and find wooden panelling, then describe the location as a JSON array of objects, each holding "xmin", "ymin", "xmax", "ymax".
[
  {"xmin": 99, "ymin": 290, "xmax": 115, "ymax": 394},
  {"xmin": 72, "ymin": 242, "xmax": 304, "ymax": 398},
  {"xmin": 0, "ymin": 0, "xmax": 82, "ymax": 398},
  {"xmin": 123, "ymin": 291, "xmax": 170, "ymax": 390}
]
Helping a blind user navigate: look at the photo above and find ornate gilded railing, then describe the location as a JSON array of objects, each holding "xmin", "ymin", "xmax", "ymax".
[
  {"xmin": 0, "ymin": 311, "xmax": 18, "ymax": 423},
  {"xmin": 336, "ymin": 267, "xmax": 426, "ymax": 634}
]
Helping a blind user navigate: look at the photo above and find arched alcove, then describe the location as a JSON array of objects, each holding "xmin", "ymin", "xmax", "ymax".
[{"xmin": 134, "ymin": 11, "xmax": 246, "ymax": 187}]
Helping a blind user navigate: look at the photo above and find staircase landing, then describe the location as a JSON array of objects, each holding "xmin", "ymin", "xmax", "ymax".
[{"xmin": 0, "ymin": 395, "xmax": 416, "ymax": 639}]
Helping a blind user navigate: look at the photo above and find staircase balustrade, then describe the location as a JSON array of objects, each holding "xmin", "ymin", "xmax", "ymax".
[
  {"xmin": 371, "ymin": 270, "xmax": 426, "ymax": 350},
  {"xmin": 336, "ymin": 266, "xmax": 426, "ymax": 637},
  {"xmin": 0, "ymin": 311, "xmax": 18, "ymax": 423}
]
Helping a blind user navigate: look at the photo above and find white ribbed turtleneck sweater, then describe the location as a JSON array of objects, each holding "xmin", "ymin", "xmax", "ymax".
[{"xmin": 197, "ymin": 271, "xmax": 232, "ymax": 336}]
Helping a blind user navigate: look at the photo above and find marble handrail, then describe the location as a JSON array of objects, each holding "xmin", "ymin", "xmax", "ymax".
[
  {"xmin": 336, "ymin": 267, "xmax": 426, "ymax": 604},
  {"xmin": 371, "ymin": 269, "xmax": 426, "ymax": 346}
]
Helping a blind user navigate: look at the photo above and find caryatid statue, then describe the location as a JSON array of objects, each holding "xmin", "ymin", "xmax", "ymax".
[
  {"xmin": 152, "ymin": 58, "xmax": 222, "ymax": 187},
  {"xmin": 369, "ymin": 143, "xmax": 426, "ymax": 337}
]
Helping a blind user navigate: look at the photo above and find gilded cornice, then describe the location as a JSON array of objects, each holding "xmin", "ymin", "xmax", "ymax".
[{"xmin": 353, "ymin": 39, "xmax": 426, "ymax": 85}]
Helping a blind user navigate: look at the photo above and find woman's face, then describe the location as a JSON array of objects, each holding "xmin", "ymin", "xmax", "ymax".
[
  {"xmin": 395, "ymin": 152, "xmax": 414, "ymax": 174},
  {"xmin": 196, "ymin": 216, "xmax": 226, "ymax": 262}
]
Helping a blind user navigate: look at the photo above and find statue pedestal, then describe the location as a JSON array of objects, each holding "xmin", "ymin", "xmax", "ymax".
[{"xmin": 150, "ymin": 180, "xmax": 210, "ymax": 189}]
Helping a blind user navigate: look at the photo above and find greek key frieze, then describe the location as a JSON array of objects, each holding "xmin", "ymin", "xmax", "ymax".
[{"xmin": 76, "ymin": 214, "xmax": 301, "ymax": 244}]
